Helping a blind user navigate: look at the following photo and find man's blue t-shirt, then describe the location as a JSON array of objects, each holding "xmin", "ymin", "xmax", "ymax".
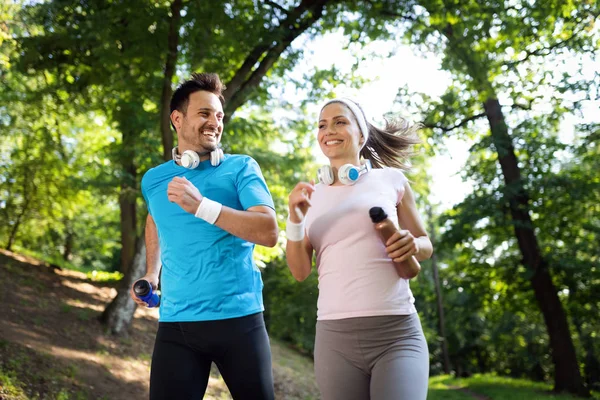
[{"xmin": 141, "ymin": 154, "xmax": 275, "ymax": 322}]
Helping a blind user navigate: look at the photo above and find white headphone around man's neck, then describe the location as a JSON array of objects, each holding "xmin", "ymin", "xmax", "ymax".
[{"xmin": 172, "ymin": 146, "xmax": 224, "ymax": 168}]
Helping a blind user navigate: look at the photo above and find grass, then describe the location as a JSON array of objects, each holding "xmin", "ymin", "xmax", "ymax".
[
  {"xmin": 0, "ymin": 340, "xmax": 91, "ymax": 400},
  {"xmin": 3, "ymin": 340, "xmax": 598, "ymax": 400},
  {"xmin": 270, "ymin": 338, "xmax": 320, "ymax": 399},
  {"xmin": 429, "ymin": 374, "xmax": 600, "ymax": 400},
  {"xmin": 428, "ymin": 375, "xmax": 479, "ymax": 400},
  {"xmin": 0, "ymin": 369, "xmax": 27, "ymax": 400}
]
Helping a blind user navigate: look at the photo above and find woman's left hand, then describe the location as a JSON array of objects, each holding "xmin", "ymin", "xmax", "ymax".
[{"xmin": 385, "ymin": 230, "xmax": 419, "ymax": 263}]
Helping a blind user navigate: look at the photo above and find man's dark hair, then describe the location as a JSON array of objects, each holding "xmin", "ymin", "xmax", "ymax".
[{"xmin": 169, "ymin": 73, "xmax": 226, "ymax": 128}]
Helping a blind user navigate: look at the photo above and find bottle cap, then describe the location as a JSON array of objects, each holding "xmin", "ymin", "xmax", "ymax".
[
  {"xmin": 133, "ymin": 279, "xmax": 151, "ymax": 296},
  {"xmin": 369, "ymin": 207, "xmax": 388, "ymax": 223}
]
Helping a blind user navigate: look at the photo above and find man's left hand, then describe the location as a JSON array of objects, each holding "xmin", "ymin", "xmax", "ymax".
[{"xmin": 167, "ymin": 176, "xmax": 203, "ymax": 214}]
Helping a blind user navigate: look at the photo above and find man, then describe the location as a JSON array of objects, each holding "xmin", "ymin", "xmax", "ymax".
[{"xmin": 131, "ymin": 72, "xmax": 278, "ymax": 399}]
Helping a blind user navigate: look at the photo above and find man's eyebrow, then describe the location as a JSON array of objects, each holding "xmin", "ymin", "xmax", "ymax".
[{"xmin": 197, "ymin": 107, "xmax": 224, "ymax": 115}]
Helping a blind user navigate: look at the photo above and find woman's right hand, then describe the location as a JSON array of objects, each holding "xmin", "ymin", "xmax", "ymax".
[{"xmin": 288, "ymin": 180, "xmax": 315, "ymax": 223}]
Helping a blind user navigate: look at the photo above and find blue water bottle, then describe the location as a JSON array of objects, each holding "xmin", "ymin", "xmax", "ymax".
[{"xmin": 133, "ymin": 279, "xmax": 160, "ymax": 308}]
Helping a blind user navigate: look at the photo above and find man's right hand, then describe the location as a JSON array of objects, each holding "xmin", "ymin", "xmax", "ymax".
[
  {"xmin": 288, "ymin": 181, "xmax": 315, "ymax": 223},
  {"xmin": 129, "ymin": 274, "xmax": 160, "ymax": 307}
]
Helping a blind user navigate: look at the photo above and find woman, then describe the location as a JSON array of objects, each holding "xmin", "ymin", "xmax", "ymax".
[{"xmin": 285, "ymin": 98, "xmax": 432, "ymax": 399}]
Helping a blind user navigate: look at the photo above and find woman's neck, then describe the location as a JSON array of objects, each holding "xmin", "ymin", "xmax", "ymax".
[{"xmin": 329, "ymin": 156, "xmax": 360, "ymax": 170}]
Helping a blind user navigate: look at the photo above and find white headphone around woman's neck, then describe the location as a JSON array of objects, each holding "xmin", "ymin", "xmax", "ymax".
[
  {"xmin": 172, "ymin": 146, "xmax": 224, "ymax": 168},
  {"xmin": 317, "ymin": 159, "xmax": 372, "ymax": 186}
]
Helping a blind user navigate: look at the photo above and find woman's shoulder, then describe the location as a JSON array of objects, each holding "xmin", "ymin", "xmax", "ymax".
[{"xmin": 373, "ymin": 166, "xmax": 408, "ymax": 182}]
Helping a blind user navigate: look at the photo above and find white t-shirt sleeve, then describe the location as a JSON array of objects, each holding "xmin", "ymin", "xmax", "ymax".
[{"xmin": 386, "ymin": 168, "xmax": 408, "ymax": 205}]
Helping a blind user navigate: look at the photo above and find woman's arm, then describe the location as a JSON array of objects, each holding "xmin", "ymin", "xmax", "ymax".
[
  {"xmin": 387, "ymin": 181, "xmax": 433, "ymax": 262},
  {"xmin": 285, "ymin": 181, "xmax": 316, "ymax": 281},
  {"xmin": 285, "ymin": 236, "xmax": 314, "ymax": 282}
]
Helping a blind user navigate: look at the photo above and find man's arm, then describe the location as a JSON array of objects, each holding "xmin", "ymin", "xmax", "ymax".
[
  {"xmin": 167, "ymin": 176, "xmax": 278, "ymax": 247},
  {"xmin": 130, "ymin": 214, "xmax": 162, "ymax": 306},
  {"xmin": 145, "ymin": 214, "xmax": 162, "ymax": 280},
  {"xmin": 214, "ymin": 205, "xmax": 278, "ymax": 247}
]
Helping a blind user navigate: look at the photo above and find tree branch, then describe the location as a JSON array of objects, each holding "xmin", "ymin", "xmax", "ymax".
[
  {"xmin": 264, "ymin": 0, "xmax": 289, "ymax": 16},
  {"xmin": 423, "ymin": 112, "xmax": 487, "ymax": 132},
  {"xmin": 504, "ymin": 28, "xmax": 583, "ymax": 68},
  {"xmin": 363, "ymin": 0, "xmax": 418, "ymax": 22},
  {"xmin": 511, "ymin": 100, "xmax": 533, "ymax": 111},
  {"xmin": 223, "ymin": 0, "xmax": 331, "ymax": 119}
]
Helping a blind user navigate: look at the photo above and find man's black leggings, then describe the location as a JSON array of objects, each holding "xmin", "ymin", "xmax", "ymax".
[{"xmin": 149, "ymin": 312, "xmax": 274, "ymax": 400}]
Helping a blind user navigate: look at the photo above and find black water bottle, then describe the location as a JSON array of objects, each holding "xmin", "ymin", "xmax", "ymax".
[{"xmin": 133, "ymin": 279, "xmax": 160, "ymax": 308}]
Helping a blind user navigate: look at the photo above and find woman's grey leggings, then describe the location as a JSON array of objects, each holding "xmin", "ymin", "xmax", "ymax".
[{"xmin": 314, "ymin": 313, "xmax": 429, "ymax": 400}]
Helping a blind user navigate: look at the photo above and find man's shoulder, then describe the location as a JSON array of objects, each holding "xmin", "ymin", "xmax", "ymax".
[
  {"xmin": 222, "ymin": 154, "xmax": 260, "ymax": 170},
  {"xmin": 223, "ymin": 153, "xmax": 255, "ymax": 164},
  {"xmin": 142, "ymin": 161, "xmax": 174, "ymax": 185}
]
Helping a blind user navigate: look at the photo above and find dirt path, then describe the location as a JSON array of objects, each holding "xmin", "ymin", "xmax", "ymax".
[{"xmin": 0, "ymin": 249, "xmax": 318, "ymax": 400}]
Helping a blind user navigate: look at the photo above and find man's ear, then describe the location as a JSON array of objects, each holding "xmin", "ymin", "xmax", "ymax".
[{"xmin": 170, "ymin": 110, "xmax": 182, "ymax": 132}]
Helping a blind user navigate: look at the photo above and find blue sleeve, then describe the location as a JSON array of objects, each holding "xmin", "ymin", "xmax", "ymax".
[{"xmin": 236, "ymin": 157, "xmax": 275, "ymax": 211}]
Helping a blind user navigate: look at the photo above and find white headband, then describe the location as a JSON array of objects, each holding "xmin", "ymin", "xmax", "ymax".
[{"xmin": 321, "ymin": 97, "xmax": 369, "ymax": 149}]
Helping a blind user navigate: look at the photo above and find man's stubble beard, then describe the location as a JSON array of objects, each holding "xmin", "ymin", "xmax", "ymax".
[{"xmin": 182, "ymin": 126, "xmax": 220, "ymax": 154}]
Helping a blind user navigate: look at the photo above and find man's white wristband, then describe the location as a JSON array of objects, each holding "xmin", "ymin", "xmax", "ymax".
[
  {"xmin": 195, "ymin": 197, "xmax": 222, "ymax": 225},
  {"xmin": 286, "ymin": 216, "xmax": 305, "ymax": 242}
]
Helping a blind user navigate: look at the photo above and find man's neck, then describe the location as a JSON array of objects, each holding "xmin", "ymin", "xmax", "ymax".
[{"xmin": 176, "ymin": 146, "xmax": 211, "ymax": 162}]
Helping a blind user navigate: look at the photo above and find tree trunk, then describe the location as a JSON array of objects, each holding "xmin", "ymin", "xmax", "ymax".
[
  {"xmin": 159, "ymin": 0, "xmax": 182, "ymax": 161},
  {"xmin": 5, "ymin": 179, "xmax": 32, "ymax": 251},
  {"xmin": 429, "ymin": 18, "xmax": 589, "ymax": 395},
  {"xmin": 428, "ymin": 208, "xmax": 451, "ymax": 374},
  {"xmin": 118, "ymin": 143, "xmax": 137, "ymax": 275},
  {"xmin": 6, "ymin": 208, "xmax": 24, "ymax": 251},
  {"xmin": 100, "ymin": 237, "xmax": 146, "ymax": 334},
  {"xmin": 62, "ymin": 224, "xmax": 74, "ymax": 261},
  {"xmin": 484, "ymin": 97, "xmax": 589, "ymax": 397},
  {"xmin": 102, "ymin": 0, "xmax": 182, "ymax": 334}
]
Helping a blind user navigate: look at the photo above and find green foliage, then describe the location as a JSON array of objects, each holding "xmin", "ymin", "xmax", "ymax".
[
  {"xmin": 0, "ymin": 368, "xmax": 27, "ymax": 399},
  {"xmin": 1, "ymin": 0, "xmax": 342, "ymax": 273},
  {"xmin": 263, "ymin": 256, "xmax": 319, "ymax": 355},
  {"xmin": 86, "ymin": 270, "xmax": 124, "ymax": 283},
  {"xmin": 357, "ymin": 0, "xmax": 599, "ymax": 390}
]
